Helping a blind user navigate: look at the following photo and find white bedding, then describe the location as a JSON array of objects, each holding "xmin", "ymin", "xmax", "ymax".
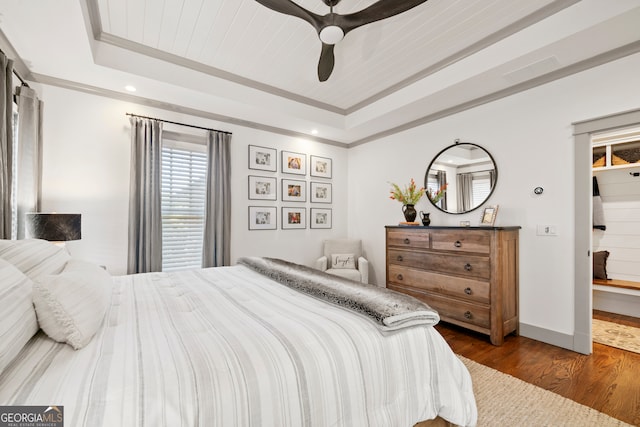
[{"xmin": 0, "ymin": 264, "xmax": 477, "ymax": 426}]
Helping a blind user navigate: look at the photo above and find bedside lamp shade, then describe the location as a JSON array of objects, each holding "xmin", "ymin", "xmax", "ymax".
[{"xmin": 26, "ymin": 213, "xmax": 82, "ymax": 242}]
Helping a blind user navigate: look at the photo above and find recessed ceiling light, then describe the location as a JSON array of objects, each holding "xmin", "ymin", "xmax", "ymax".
[
  {"xmin": 125, "ymin": 85, "xmax": 136, "ymax": 92},
  {"xmin": 311, "ymin": 129, "xmax": 319, "ymax": 135}
]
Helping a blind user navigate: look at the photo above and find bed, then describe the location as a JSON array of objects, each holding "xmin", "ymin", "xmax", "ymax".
[{"xmin": 0, "ymin": 239, "xmax": 477, "ymax": 426}]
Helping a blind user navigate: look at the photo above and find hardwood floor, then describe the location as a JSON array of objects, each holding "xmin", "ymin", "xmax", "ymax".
[{"xmin": 435, "ymin": 310, "xmax": 640, "ymax": 426}]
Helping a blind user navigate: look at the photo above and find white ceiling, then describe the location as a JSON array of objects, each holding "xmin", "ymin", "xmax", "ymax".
[{"xmin": 1, "ymin": 0, "xmax": 640, "ymax": 145}]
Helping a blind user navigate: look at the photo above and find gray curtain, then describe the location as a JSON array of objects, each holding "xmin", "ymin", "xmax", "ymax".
[
  {"xmin": 127, "ymin": 118, "xmax": 163, "ymax": 274},
  {"xmin": 202, "ymin": 130, "xmax": 231, "ymax": 267},
  {"xmin": 436, "ymin": 170, "xmax": 447, "ymax": 211},
  {"xmin": 0, "ymin": 52, "xmax": 14, "ymax": 239},
  {"xmin": 15, "ymin": 86, "xmax": 43, "ymax": 238},
  {"xmin": 457, "ymin": 173, "xmax": 474, "ymax": 213}
]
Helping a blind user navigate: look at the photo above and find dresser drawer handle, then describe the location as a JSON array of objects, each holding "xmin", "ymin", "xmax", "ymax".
[
  {"xmin": 396, "ymin": 274, "xmax": 404, "ymax": 281},
  {"xmin": 464, "ymin": 311, "xmax": 473, "ymax": 319},
  {"xmin": 464, "ymin": 263, "xmax": 472, "ymax": 271},
  {"xmin": 454, "ymin": 240, "xmax": 462, "ymax": 248},
  {"xmin": 464, "ymin": 287, "xmax": 472, "ymax": 295},
  {"xmin": 404, "ymin": 238, "xmax": 410, "ymax": 244},
  {"xmin": 397, "ymin": 255, "xmax": 403, "ymax": 262}
]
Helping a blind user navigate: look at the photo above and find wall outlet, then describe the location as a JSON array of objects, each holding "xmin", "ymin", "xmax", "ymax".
[{"xmin": 536, "ymin": 224, "xmax": 558, "ymax": 236}]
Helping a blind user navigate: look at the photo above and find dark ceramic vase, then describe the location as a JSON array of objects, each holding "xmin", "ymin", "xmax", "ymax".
[
  {"xmin": 402, "ymin": 204, "xmax": 417, "ymax": 222},
  {"xmin": 420, "ymin": 211, "xmax": 431, "ymax": 226}
]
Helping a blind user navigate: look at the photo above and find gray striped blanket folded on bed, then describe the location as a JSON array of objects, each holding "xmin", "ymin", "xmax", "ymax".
[{"xmin": 237, "ymin": 257, "xmax": 439, "ymax": 331}]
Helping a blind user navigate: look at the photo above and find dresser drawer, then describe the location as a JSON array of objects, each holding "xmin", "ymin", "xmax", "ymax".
[
  {"xmin": 387, "ymin": 229, "xmax": 430, "ymax": 250},
  {"xmin": 430, "ymin": 230, "xmax": 490, "ymax": 254},
  {"xmin": 389, "ymin": 284, "xmax": 490, "ymax": 329},
  {"xmin": 387, "ymin": 265, "xmax": 490, "ymax": 304},
  {"xmin": 387, "ymin": 248, "xmax": 490, "ymax": 280}
]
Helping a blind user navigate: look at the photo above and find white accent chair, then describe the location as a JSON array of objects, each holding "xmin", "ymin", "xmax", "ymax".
[{"xmin": 315, "ymin": 239, "xmax": 369, "ymax": 284}]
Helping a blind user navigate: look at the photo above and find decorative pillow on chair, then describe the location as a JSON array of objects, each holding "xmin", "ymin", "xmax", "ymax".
[
  {"xmin": 33, "ymin": 259, "xmax": 112, "ymax": 350},
  {"xmin": 0, "ymin": 258, "xmax": 39, "ymax": 374},
  {"xmin": 331, "ymin": 253, "xmax": 356, "ymax": 269},
  {"xmin": 593, "ymin": 250, "xmax": 609, "ymax": 280}
]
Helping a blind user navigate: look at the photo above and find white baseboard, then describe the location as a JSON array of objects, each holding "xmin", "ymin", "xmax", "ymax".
[
  {"xmin": 519, "ymin": 323, "xmax": 586, "ymax": 354},
  {"xmin": 593, "ymin": 289, "xmax": 640, "ymax": 318}
]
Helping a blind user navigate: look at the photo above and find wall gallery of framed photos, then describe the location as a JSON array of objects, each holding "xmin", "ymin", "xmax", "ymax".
[{"xmin": 248, "ymin": 145, "xmax": 333, "ymax": 231}]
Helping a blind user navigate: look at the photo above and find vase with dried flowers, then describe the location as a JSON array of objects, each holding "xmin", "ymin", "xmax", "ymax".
[{"xmin": 389, "ymin": 178, "xmax": 424, "ymax": 223}]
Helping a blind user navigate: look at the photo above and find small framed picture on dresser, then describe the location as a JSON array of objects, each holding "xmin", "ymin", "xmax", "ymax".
[{"xmin": 480, "ymin": 205, "xmax": 499, "ymax": 226}]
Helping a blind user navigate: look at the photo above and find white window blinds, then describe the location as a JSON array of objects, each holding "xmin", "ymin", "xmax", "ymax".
[
  {"xmin": 161, "ymin": 140, "xmax": 207, "ymax": 271},
  {"xmin": 472, "ymin": 176, "xmax": 491, "ymax": 207}
]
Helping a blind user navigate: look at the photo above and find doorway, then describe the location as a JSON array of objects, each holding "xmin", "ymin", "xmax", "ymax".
[{"xmin": 572, "ymin": 108, "xmax": 640, "ymax": 355}]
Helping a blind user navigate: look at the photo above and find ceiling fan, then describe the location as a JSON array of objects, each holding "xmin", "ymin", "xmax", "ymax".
[{"xmin": 255, "ymin": 0, "xmax": 429, "ymax": 82}]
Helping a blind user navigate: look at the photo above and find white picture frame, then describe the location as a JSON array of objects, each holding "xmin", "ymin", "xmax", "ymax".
[
  {"xmin": 248, "ymin": 206, "xmax": 277, "ymax": 230},
  {"xmin": 282, "ymin": 207, "xmax": 306, "ymax": 229},
  {"xmin": 310, "ymin": 208, "xmax": 332, "ymax": 229},
  {"xmin": 310, "ymin": 155, "xmax": 332, "ymax": 178},
  {"xmin": 248, "ymin": 145, "xmax": 277, "ymax": 172},
  {"xmin": 248, "ymin": 175, "xmax": 277, "ymax": 200},
  {"xmin": 310, "ymin": 181, "xmax": 332, "ymax": 204},
  {"xmin": 282, "ymin": 150, "xmax": 306, "ymax": 175},
  {"xmin": 282, "ymin": 179, "xmax": 306, "ymax": 202}
]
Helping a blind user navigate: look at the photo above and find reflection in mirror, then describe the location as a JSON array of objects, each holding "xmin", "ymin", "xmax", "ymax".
[{"xmin": 425, "ymin": 141, "xmax": 497, "ymax": 214}]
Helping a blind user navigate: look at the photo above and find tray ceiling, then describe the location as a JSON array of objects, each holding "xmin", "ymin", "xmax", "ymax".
[{"xmin": 1, "ymin": 0, "xmax": 640, "ymax": 144}]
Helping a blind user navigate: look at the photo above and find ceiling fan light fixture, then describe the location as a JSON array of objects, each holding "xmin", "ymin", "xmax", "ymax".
[{"xmin": 319, "ymin": 25, "xmax": 344, "ymax": 44}]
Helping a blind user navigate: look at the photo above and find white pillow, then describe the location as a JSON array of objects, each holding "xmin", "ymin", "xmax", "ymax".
[
  {"xmin": 0, "ymin": 239, "xmax": 70, "ymax": 280},
  {"xmin": 0, "ymin": 258, "xmax": 39, "ymax": 374},
  {"xmin": 330, "ymin": 253, "xmax": 356, "ymax": 269},
  {"xmin": 33, "ymin": 259, "xmax": 112, "ymax": 350}
]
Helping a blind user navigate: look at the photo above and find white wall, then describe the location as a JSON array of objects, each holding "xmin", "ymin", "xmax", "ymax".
[
  {"xmin": 35, "ymin": 51, "xmax": 640, "ymax": 345},
  {"xmin": 348, "ymin": 52, "xmax": 640, "ymax": 338},
  {"xmin": 39, "ymin": 86, "xmax": 348, "ymax": 275}
]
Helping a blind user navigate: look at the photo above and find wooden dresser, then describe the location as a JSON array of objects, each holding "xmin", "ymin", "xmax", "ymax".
[{"xmin": 385, "ymin": 225, "xmax": 520, "ymax": 345}]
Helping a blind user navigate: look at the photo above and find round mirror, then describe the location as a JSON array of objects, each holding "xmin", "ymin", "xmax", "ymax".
[{"xmin": 424, "ymin": 141, "xmax": 497, "ymax": 214}]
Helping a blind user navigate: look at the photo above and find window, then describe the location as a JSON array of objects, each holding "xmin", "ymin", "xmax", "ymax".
[
  {"xmin": 472, "ymin": 175, "xmax": 491, "ymax": 207},
  {"xmin": 161, "ymin": 139, "xmax": 207, "ymax": 271}
]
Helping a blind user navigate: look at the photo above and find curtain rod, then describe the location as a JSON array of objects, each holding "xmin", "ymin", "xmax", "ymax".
[
  {"xmin": 126, "ymin": 113, "xmax": 232, "ymax": 135},
  {"xmin": 0, "ymin": 48, "xmax": 30, "ymax": 88}
]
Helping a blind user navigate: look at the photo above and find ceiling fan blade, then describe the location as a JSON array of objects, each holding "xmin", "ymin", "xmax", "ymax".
[
  {"xmin": 255, "ymin": 0, "xmax": 324, "ymax": 31},
  {"xmin": 338, "ymin": 0, "xmax": 429, "ymax": 35},
  {"xmin": 317, "ymin": 43, "xmax": 335, "ymax": 82}
]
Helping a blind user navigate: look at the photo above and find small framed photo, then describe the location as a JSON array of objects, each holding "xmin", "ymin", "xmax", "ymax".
[
  {"xmin": 480, "ymin": 205, "xmax": 499, "ymax": 226},
  {"xmin": 310, "ymin": 155, "xmax": 332, "ymax": 178},
  {"xmin": 282, "ymin": 150, "xmax": 306, "ymax": 175},
  {"xmin": 248, "ymin": 145, "xmax": 277, "ymax": 172},
  {"xmin": 248, "ymin": 175, "xmax": 276, "ymax": 200},
  {"xmin": 249, "ymin": 206, "xmax": 277, "ymax": 230},
  {"xmin": 310, "ymin": 181, "xmax": 332, "ymax": 203},
  {"xmin": 282, "ymin": 207, "xmax": 306, "ymax": 229},
  {"xmin": 310, "ymin": 208, "xmax": 332, "ymax": 229},
  {"xmin": 282, "ymin": 179, "xmax": 306, "ymax": 202}
]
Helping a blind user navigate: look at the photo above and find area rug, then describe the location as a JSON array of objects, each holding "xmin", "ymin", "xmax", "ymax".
[
  {"xmin": 592, "ymin": 318, "xmax": 640, "ymax": 354},
  {"xmin": 458, "ymin": 356, "xmax": 632, "ymax": 426}
]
